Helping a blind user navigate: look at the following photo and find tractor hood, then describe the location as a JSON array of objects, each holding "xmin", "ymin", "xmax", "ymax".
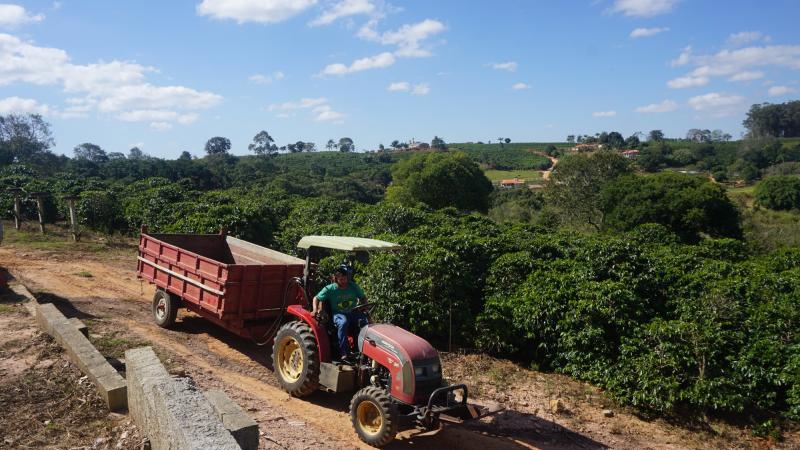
[{"xmin": 358, "ymin": 324, "xmax": 439, "ymax": 362}]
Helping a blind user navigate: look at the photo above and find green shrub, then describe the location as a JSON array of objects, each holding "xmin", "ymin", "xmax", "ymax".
[{"xmin": 754, "ymin": 175, "xmax": 800, "ymax": 210}]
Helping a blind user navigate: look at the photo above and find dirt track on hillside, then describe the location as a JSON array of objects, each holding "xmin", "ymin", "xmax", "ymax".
[{"xmin": 1, "ymin": 242, "xmax": 796, "ymax": 449}]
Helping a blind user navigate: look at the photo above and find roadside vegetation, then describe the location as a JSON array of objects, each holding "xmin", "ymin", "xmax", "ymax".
[{"xmin": 2, "ymin": 101, "xmax": 800, "ymax": 436}]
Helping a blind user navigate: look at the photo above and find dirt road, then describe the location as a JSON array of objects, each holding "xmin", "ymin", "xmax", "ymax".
[{"xmin": 1, "ymin": 240, "xmax": 795, "ymax": 449}]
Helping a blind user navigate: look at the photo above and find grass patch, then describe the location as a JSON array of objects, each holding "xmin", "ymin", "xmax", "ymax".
[
  {"xmin": 90, "ymin": 331, "xmax": 149, "ymax": 360},
  {"xmin": 0, "ymin": 304, "xmax": 15, "ymax": 314},
  {"xmin": 484, "ymin": 169, "xmax": 544, "ymax": 183},
  {"xmin": 73, "ymin": 271, "xmax": 93, "ymax": 278}
]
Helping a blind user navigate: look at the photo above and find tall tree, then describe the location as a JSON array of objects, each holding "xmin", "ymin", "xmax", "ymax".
[
  {"xmin": 0, "ymin": 113, "xmax": 55, "ymax": 166},
  {"xmin": 128, "ymin": 146, "xmax": 144, "ymax": 159},
  {"xmin": 566, "ymin": 135, "xmax": 576, "ymax": 144},
  {"xmin": 390, "ymin": 140, "xmax": 400, "ymax": 149},
  {"xmin": 744, "ymin": 100, "xmax": 800, "ymax": 137},
  {"xmin": 205, "ymin": 136, "xmax": 231, "ymax": 155},
  {"xmin": 338, "ymin": 137, "xmax": 354, "ymax": 152},
  {"xmin": 326, "ymin": 139, "xmax": 336, "ymax": 151},
  {"xmin": 648, "ymin": 130, "xmax": 665, "ymax": 142},
  {"xmin": 248, "ymin": 130, "xmax": 276, "ymax": 156},
  {"xmin": 431, "ymin": 136, "xmax": 447, "ymax": 151},
  {"xmin": 386, "ymin": 152, "xmax": 493, "ymax": 212},
  {"xmin": 625, "ymin": 134, "xmax": 641, "ymax": 149},
  {"xmin": 546, "ymin": 151, "xmax": 631, "ymax": 230},
  {"xmin": 73, "ymin": 143, "xmax": 109, "ymax": 162}
]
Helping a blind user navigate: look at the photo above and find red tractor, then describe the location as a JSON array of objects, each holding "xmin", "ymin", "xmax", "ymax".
[{"xmin": 272, "ymin": 236, "xmax": 492, "ymax": 447}]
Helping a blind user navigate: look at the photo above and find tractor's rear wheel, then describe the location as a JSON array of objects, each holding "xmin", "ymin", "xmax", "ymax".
[
  {"xmin": 152, "ymin": 289, "xmax": 178, "ymax": 329},
  {"xmin": 272, "ymin": 321, "xmax": 320, "ymax": 397},
  {"xmin": 350, "ymin": 386, "xmax": 398, "ymax": 447}
]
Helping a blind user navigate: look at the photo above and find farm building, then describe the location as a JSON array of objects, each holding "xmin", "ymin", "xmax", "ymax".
[
  {"xmin": 621, "ymin": 149, "xmax": 640, "ymax": 159},
  {"xmin": 500, "ymin": 178, "xmax": 526, "ymax": 189}
]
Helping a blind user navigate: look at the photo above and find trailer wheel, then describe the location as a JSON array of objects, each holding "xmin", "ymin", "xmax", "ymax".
[
  {"xmin": 152, "ymin": 289, "xmax": 178, "ymax": 328},
  {"xmin": 350, "ymin": 386, "xmax": 398, "ymax": 447},
  {"xmin": 272, "ymin": 321, "xmax": 320, "ymax": 397}
]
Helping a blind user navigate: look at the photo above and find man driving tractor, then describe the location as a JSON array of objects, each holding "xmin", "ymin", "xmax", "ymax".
[{"xmin": 311, "ymin": 265, "xmax": 368, "ymax": 362}]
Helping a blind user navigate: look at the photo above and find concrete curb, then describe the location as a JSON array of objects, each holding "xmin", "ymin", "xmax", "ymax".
[
  {"xmin": 9, "ymin": 279, "xmax": 128, "ymax": 412},
  {"xmin": 206, "ymin": 390, "xmax": 259, "ymax": 450},
  {"xmin": 125, "ymin": 347, "xmax": 243, "ymax": 450}
]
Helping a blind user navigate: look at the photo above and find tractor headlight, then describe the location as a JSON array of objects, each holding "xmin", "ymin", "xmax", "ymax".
[
  {"xmin": 431, "ymin": 363, "xmax": 440, "ymax": 373},
  {"xmin": 414, "ymin": 366, "xmax": 425, "ymax": 376}
]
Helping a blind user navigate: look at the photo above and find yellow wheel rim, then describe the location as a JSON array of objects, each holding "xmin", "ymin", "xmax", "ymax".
[
  {"xmin": 356, "ymin": 400, "xmax": 383, "ymax": 436},
  {"xmin": 277, "ymin": 336, "xmax": 304, "ymax": 381}
]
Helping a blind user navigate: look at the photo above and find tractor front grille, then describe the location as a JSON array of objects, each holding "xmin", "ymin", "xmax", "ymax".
[{"xmin": 414, "ymin": 377, "xmax": 443, "ymax": 404}]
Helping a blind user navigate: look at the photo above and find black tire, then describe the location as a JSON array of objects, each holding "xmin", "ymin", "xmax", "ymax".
[
  {"xmin": 349, "ymin": 386, "xmax": 398, "ymax": 447},
  {"xmin": 152, "ymin": 289, "xmax": 178, "ymax": 328},
  {"xmin": 272, "ymin": 321, "xmax": 320, "ymax": 397}
]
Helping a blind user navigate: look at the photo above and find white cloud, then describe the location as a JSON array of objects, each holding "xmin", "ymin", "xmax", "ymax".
[
  {"xmin": 324, "ymin": 17, "xmax": 445, "ymax": 76},
  {"xmin": 727, "ymin": 31, "xmax": 769, "ymax": 47},
  {"xmin": 248, "ymin": 71, "xmax": 284, "ymax": 84},
  {"xmin": 311, "ymin": 104, "xmax": 345, "ymax": 122},
  {"xmin": 387, "ymin": 81, "xmax": 410, "ymax": 91},
  {"xmin": 610, "ymin": 0, "xmax": 679, "ymax": 17},
  {"xmin": 0, "ymin": 96, "xmax": 50, "ymax": 114},
  {"xmin": 149, "ymin": 121, "xmax": 173, "ymax": 131},
  {"xmin": 358, "ymin": 18, "xmax": 445, "ymax": 58},
  {"xmin": 671, "ymin": 45, "xmax": 692, "ymax": 66},
  {"xmin": 196, "ymin": 0, "xmax": 317, "ymax": 24},
  {"xmin": 669, "ymin": 44, "xmax": 800, "ymax": 88},
  {"xmin": 309, "ymin": 0, "xmax": 374, "ymax": 26},
  {"xmin": 268, "ymin": 97, "xmax": 327, "ymax": 111},
  {"xmin": 768, "ymin": 85, "xmax": 797, "ymax": 96},
  {"xmin": 512, "ymin": 82, "xmax": 530, "ymax": 90},
  {"xmin": 490, "ymin": 61, "xmax": 517, "ymax": 72},
  {"xmin": 0, "ymin": 4, "xmax": 44, "ymax": 27},
  {"xmin": 411, "ymin": 83, "xmax": 429, "ymax": 95},
  {"xmin": 592, "ymin": 110, "xmax": 617, "ymax": 117},
  {"xmin": 268, "ymin": 97, "xmax": 345, "ymax": 122},
  {"xmin": 630, "ymin": 27, "xmax": 669, "ymax": 38},
  {"xmin": 727, "ymin": 70, "xmax": 764, "ymax": 82},
  {"xmin": 667, "ymin": 75, "xmax": 708, "ymax": 88},
  {"xmin": 321, "ymin": 51, "xmax": 395, "ymax": 75},
  {"xmin": 116, "ymin": 110, "xmax": 199, "ymax": 125},
  {"xmin": 688, "ymin": 92, "xmax": 745, "ymax": 116},
  {"xmin": 635, "ymin": 99, "xmax": 677, "ymax": 113},
  {"xmin": 0, "ymin": 33, "xmax": 222, "ymax": 127},
  {"xmin": 387, "ymin": 81, "xmax": 429, "ymax": 95}
]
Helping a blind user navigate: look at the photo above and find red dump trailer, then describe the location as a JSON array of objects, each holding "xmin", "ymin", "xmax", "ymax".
[{"xmin": 137, "ymin": 230, "xmax": 306, "ymax": 339}]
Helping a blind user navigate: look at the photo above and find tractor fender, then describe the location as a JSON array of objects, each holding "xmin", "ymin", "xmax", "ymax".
[{"xmin": 286, "ymin": 304, "xmax": 331, "ymax": 363}]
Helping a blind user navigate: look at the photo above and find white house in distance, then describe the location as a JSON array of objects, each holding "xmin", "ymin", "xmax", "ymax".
[{"xmin": 500, "ymin": 177, "xmax": 526, "ymax": 189}]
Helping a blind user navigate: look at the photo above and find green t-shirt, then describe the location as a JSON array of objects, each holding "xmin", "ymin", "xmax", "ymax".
[{"xmin": 316, "ymin": 282, "xmax": 365, "ymax": 315}]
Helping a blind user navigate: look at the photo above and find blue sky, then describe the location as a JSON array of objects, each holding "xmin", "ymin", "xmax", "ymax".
[{"xmin": 0, "ymin": 0, "xmax": 798, "ymax": 158}]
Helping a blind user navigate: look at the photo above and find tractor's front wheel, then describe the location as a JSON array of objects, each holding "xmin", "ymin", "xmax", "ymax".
[
  {"xmin": 272, "ymin": 321, "xmax": 320, "ymax": 397},
  {"xmin": 350, "ymin": 386, "xmax": 398, "ymax": 447}
]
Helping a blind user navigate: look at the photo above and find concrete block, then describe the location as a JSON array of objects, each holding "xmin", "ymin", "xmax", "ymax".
[
  {"xmin": 35, "ymin": 302, "xmax": 71, "ymax": 339},
  {"xmin": 68, "ymin": 317, "xmax": 89, "ymax": 336},
  {"xmin": 125, "ymin": 347, "xmax": 241, "ymax": 450},
  {"xmin": 33, "ymin": 300, "xmax": 127, "ymax": 412},
  {"xmin": 206, "ymin": 390, "xmax": 259, "ymax": 450}
]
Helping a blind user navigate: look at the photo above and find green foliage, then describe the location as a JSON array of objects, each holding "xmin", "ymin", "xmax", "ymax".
[
  {"xmin": 744, "ymin": 100, "xmax": 800, "ymax": 137},
  {"xmin": 600, "ymin": 172, "xmax": 742, "ymax": 242},
  {"xmin": 546, "ymin": 150, "xmax": 631, "ymax": 230},
  {"xmin": 77, "ymin": 190, "xmax": 125, "ymax": 234},
  {"xmin": 449, "ymin": 143, "xmax": 553, "ymax": 170},
  {"xmin": 386, "ymin": 151, "xmax": 493, "ymax": 212},
  {"xmin": 754, "ymin": 175, "xmax": 800, "ymax": 210}
]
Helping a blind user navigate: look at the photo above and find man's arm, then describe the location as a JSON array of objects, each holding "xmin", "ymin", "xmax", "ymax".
[{"xmin": 312, "ymin": 296, "xmax": 321, "ymax": 315}]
